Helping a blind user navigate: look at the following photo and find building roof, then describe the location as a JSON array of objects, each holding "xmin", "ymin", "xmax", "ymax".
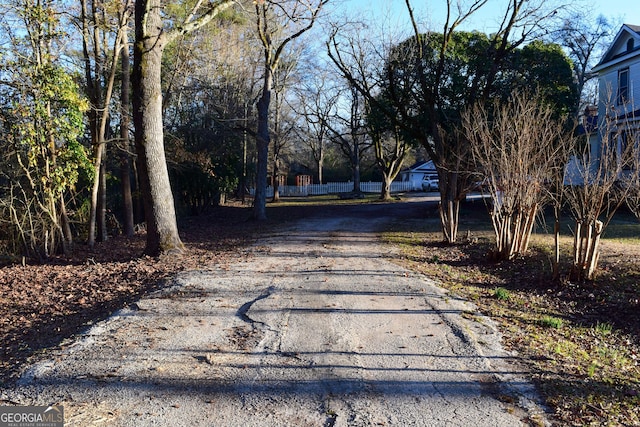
[
  {"xmin": 402, "ymin": 160, "xmax": 436, "ymax": 173},
  {"xmin": 627, "ymin": 24, "xmax": 640, "ymax": 33},
  {"xmin": 591, "ymin": 24, "xmax": 640, "ymax": 73}
]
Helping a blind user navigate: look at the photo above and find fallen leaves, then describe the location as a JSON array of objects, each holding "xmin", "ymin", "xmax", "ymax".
[{"xmin": 0, "ymin": 209, "xmax": 255, "ymax": 385}]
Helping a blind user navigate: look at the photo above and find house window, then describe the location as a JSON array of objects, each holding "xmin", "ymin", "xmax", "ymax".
[
  {"xmin": 628, "ymin": 38, "xmax": 635, "ymax": 52},
  {"xmin": 618, "ymin": 68, "xmax": 629, "ymax": 105}
]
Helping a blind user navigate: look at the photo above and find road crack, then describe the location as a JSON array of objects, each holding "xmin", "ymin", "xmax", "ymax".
[{"xmin": 236, "ymin": 286, "xmax": 275, "ymax": 326}]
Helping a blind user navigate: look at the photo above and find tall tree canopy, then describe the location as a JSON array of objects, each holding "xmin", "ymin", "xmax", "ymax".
[
  {"xmin": 380, "ymin": 31, "xmax": 577, "ymax": 149},
  {"xmin": 507, "ymin": 40, "xmax": 579, "ymax": 116},
  {"xmin": 378, "ymin": 31, "xmax": 577, "ymax": 241}
]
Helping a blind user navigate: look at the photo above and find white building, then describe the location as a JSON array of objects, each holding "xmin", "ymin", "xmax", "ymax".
[
  {"xmin": 399, "ymin": 160, "xmax": 437, "ymax": 191},
  {"xmin": 590, "ymin": 24, "xmax": 640, "ymax": 165}
]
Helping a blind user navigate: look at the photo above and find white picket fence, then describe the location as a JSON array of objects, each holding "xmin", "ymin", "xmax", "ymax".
[{"xmin": 250, "ymin": 181, "xmax": 414, "ymax": 198}]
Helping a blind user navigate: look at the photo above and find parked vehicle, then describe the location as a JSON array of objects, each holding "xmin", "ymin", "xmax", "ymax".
[{"xmin": 421, "ymin": 174, "xmax": 439, "ymax": 192}]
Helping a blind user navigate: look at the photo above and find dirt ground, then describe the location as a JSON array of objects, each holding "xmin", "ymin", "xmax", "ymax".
[{"xmin": 0, "ymin": 197, "xmax": 551, "ymax": 426}]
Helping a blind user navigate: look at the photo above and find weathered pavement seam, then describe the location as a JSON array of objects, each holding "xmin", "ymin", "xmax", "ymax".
[{"xmin": 236, "ymin": 286, "xmax": 275, "ymax": 327}]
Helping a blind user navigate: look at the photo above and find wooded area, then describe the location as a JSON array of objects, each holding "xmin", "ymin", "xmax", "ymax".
[{"xmin": 0, "ymin": 0, "xmax": 634, "ymax": 281}]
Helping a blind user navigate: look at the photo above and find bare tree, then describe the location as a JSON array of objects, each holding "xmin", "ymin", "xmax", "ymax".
[
  {"xmin": 251, "ymin": 0, "xmax": 327, "ymax": 220},
  {"xmin": 463, "ymin": 92, "xmax": 570, "ymax": 261},
  {"xmin": 325, "ymin": 17, "xmax": 404, "ymax": 197},
  {"xmin": 324, "ymin": 84, "xmax": 372, "ymax": 195},
  {"xmin": 292, "ymin": 71, "xmax": 339, "ymax": 184},
  {"xmin": 366, "ymin": 103, "xmax": 409, "ymax": 201},
  {"xmin": 550, "ymin": 11, "xmax": 615, "ymax": 115},
  {"xmin": 270, "ymin": 76, "xmax": 298, "ymax": 202},
  {"xmin": 566, "ymin": 94, "xmax": 636, "ymax": 281},
  {"xmin": 547, "ymin": 118, "xmax": 578, "ymax": 281},
  {"xmin": 266, "ymin": 42, "xmax": 303, "ymax": 202}
]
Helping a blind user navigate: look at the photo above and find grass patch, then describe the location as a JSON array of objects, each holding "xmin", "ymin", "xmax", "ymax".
[
  {"xmin": 540, "ymin": 316, "xmax": 563, "ymax": 329},
  {"xmin": 595, "ymin": 321, "xmax": 613, "ymax": 336},
  {"xmin": 494, "ymin": 287, "xmax": 511, "ymax": 301}
]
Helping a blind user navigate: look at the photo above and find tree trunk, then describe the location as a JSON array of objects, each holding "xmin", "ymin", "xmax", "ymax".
[
  {"xmin": 120, "ymin": 151, "xmax": 135, "ymax": 236},
  {"xmin": 253, "ymin": 70, "xmax": 272, "ymax": 220},
  {"xmin": 272, "ymin": 157, "xmax": 281, "ymax": 203},
  {"xmin": 132, "ymin": 0, "xmax": 183, "ymax": 255},
  {"xmin": 120, "ymin": 31, "xmax": 135, "ymax": 237},
  {"xmin": 317, "ymin": 157, "xmax": 323, "ymax": 184},
  {"xmin": 373, "ymin": 127, "xmax": 407, "ymax": 202},
  {"xmin": 238, "ymin": 101, "xmax": 248, "ymax": 203},
  {"xmin": 553, "ymin": 215, "xmax": 561, "ymax": 281},
  {"xmin": 88, "ymin": 143, "xmax": 103, "ymax": 247},
  {"xmin": 571, "ymin": 219, "xmax": 603, "ymax": 282},
  {"xmin": 352, "ymin": 150, "xmax": 361, "ymax": 193},
  {"xmin": 97, "ymin": 147, "xmax": 108, "ymax": 241},
  {"xmin": 439, "ymin": 171, "xmax": 459, "ymax": 244},
  {"xmin": 380, "ymin": 174, "xmax": 392, "ymax": 200},
  {"xmin": 490, "ymin": 202, "xmax": 538, "ymax": 261},
  {"xmin": 439, "ymin": 199, "xmax": 459, "ymax": 244},
  {"xmin": 315, "ymin": 131, "xmax": 325, "ymax": 185},
  {"xmin": 59, "ymin": 194, "xmax": 73, "ymax": 255}
]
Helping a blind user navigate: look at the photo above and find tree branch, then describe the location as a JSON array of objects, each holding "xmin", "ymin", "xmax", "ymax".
[{"xmin": 168, "ymin": 0, "xmax": 235, "ymax": 44}]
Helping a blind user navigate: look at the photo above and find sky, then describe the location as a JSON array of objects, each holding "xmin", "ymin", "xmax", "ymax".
[{"xmin": 336, "ymin": 0, "xmax": 640, "ymax": 35}]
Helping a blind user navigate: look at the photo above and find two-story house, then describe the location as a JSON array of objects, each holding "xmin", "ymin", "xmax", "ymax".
[{"xmin": 590, "ymin": 24, "xmax": 640, "ymax": 166}]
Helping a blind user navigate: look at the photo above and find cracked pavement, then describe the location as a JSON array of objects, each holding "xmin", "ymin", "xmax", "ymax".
[{"xmin": 1, "ymin": 197, "xmax": 550, "ymax": 426}]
